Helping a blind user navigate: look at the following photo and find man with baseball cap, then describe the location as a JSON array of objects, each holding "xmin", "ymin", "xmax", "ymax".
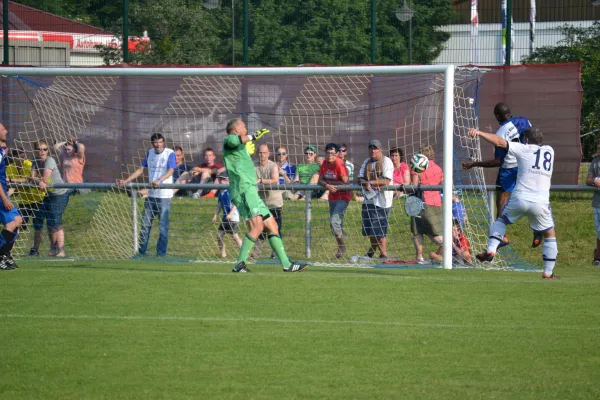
[{"xmin": 357, "ymin": 139, "xmax": 394, "ymax": 259}]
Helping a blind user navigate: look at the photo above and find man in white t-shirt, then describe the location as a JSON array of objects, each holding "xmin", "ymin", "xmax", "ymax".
[
  {"xmin": 469, "ymin": 126, "xmax": 559, "ymax": 279},
  {"xmin": 357, "ymin": 139, "xmax": 394, "ymax": 259},
  {"xmin": 118, "ymin": 133, "xmax": 176, "ymax": 256}
]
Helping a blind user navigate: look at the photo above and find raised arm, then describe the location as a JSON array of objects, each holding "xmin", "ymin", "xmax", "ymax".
[{"xmin": 469, "ymin": 128, "xmax": 508, "ymax": 149}]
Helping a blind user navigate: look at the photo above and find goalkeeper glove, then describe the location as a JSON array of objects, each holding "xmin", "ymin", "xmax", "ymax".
[
  {"xmin": 245, "ymin": 140, "xmax": 256, "ymax": 155},
  {"xmin": 249, "ymin": 128, "xmax": 270, "ymax": 141}
]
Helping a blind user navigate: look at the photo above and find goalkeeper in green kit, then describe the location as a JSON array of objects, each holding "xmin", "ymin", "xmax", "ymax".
[{"xmin": 223, "ymin": 118, "xmax": 308, "ymax": 273}]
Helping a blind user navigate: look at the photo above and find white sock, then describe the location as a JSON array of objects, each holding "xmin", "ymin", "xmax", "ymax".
[
  {"xmin": 487, "ymin": 218, "xmax": 507, "ymax": 253},
  {"xmin": 542, "ymin": 238, "xmax": 558, "ymax": 275}
]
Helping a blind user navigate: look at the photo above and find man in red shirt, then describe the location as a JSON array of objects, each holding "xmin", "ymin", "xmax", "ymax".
[
  {"xmin": 194, "ymin": 147, "xmax": 224, "ymax": 198},
  {"xmin": 174, "ymin": 147, "xmax": 224, "ymax": 198},
  {"xmin": 318, "ymin": 143, "xmax": 350, "ymax": 258}
]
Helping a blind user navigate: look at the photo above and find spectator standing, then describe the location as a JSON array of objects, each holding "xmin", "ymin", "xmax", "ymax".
[
  {"xmin": 410, "ymin": 145, "xmax": 444, "ymax": 263},
  {"xmin": 252, "ymin": 144, "xmax": 283, "ymax": 258},
  {"xmin": 6, "ymin": 148, "xmax": 44, "ymax": 229},
  {"xmin": 54, "ymin": 138, "xmax": 86, "ymax": 194},
  {"xmin": 586, "ymin": 136, "xmax": 600, "ymax": 266},
  {"xmin": 29, "ymin": 140, "xmax": 70, "ymax": 257},
  {"xmin": 390, "ymin": 147, "xmax": 410, "ymax": 198},
  {"xmin": 319, "ymin": 143, "xmax": 351, "ymax": 258},
  {"xmin": 337, "ymin": 143, "xmax": 354, "ymax": 181},
  {"xmin": 358, "ymin": 139, "xmax": 394, "ymax": 259},
  {"xmin": 0, "ymin": 125, "xmax": 23, "ymax": 269},
  {"xmin": 118, "ymin": 133, "xmax": 175, "ymax": 256},
  {"xmin": 211, "ymin": 172, "xmax": 242, "ymax": 258}
]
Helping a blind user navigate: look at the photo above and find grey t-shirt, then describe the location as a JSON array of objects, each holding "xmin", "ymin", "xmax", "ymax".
[
  {"xmin": 35, "ymin": 157, "xmax": 68, "ymax": 196},
  {"xmin": 588, "ymin": 158, "xmax": 600, "ymax": 208}
]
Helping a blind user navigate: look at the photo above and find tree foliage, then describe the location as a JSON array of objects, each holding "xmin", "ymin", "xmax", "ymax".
[
  {"xmin": 522, "ymin": 22, "xmax": 600, "ymax": 160},
  {"xmin": 14, "ymin": 0, "xmax": 456, "ymax": 67}
]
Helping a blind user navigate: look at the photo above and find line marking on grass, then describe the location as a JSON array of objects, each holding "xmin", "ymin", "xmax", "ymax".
[
  {"xmin": 21, "ymin": 266, "xmax": 598, "ymax": 285},
  {"xmin": 1, "ymin": 313, "xmax": 599, "ymax": 331}
]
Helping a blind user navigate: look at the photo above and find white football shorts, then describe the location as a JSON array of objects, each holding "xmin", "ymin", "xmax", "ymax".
[{"xmin": 502, "ymin": 198, "xmax": 554, "ymax": 232}]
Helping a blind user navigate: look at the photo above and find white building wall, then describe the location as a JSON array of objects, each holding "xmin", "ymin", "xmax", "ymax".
[{"xmin": 434, "ymin": 20, "xmax": 595, "ymax": 66}]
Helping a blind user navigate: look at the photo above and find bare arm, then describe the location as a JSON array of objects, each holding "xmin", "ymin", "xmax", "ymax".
[
  {"xmin": 152, "ymin": 168, "xmax": 175, "ymax": 188},
  {"xmin": 369, "ymin": 177, "xmax": 391, "ymax": 188},
  {"xmin": 260, "ymin": 164, "xmax": 279, "ymax": 185},
  {"xmin": 402, "ymin": 169, "xmax": 410, "ymax": 185},
  {"xmin": 587, "ymin": 173, "xmax": 600, "ymax": 188},
  {"xmin": 463, "ymin": 158, "xmax": 503, "ymax": 169},
  {"xmin": 411, "ymin": 173, "xmax": 418, "ymax": 186},
  {"xmin": 118, "ymin": 166, "xmax": 145, "ymax": 187},
  {"xmin": 75, "ymin": 142, "xmax": 86, "ymax": 162},
  {"xmin": 469, "ymin": 128, "xmax": 508, "ymax": 149}
]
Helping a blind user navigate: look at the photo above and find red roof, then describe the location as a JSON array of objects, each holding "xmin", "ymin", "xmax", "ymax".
[{"xmin": 0, "ymin": 1, "xmax": 107, "ymax": 34}]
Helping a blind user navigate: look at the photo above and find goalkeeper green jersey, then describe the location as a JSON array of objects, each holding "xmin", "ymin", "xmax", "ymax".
[{"xmin": 223, "ymin": 134, "xmax": 257, "ymax": 201}]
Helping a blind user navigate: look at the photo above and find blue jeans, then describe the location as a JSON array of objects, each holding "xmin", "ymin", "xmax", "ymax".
[
  {"xmin": 139, "ymin": 197, "xmax": 171, "ymax": 256},
  {"xmin": 329, "ymin": 200, "xmax": 349, "ymax": 237}
]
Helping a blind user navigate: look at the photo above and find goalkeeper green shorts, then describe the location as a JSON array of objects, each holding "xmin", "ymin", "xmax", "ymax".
[{"xmin": 233, "ymin": 190, "xmax": 272, "ymax": 222}]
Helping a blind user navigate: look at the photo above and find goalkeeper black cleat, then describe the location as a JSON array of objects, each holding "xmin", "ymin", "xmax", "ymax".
[
  {"xmin": 283, "ymin": 261, "xmax": 308, "ymax": 273},
  {"xmin": 532, "ymin": 231, "xmax": 543, "ymax": 248},
  {"xmin": 232, "ymin": 261, "xmax": 251, "ymax": 273}
]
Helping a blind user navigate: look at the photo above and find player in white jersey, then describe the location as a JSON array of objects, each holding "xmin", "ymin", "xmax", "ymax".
[
  {"xmin": 462, "ymin": 103, "xmax": 533, "ymax": 248},
  {"xmin": 469, "ymin": 126, "xmax": 559, "ymax": 279}
]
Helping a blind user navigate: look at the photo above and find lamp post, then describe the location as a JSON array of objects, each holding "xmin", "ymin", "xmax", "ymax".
[{"xmin": 395, "ymin": 0, "xmax": 414, "ymax": 65}]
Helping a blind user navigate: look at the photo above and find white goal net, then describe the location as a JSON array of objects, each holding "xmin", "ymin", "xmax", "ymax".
[{"xmin": 0, "ymin": 66, "xmax": 534, "ymax": 270}]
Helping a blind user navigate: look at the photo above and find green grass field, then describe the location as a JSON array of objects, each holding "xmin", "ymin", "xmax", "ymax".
[{"xmin": 2, "ymin": 194, "xmax": 600, "ymax": 399}]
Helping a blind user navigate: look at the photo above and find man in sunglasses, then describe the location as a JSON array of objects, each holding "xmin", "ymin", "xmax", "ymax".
[
  {"xmin": 275, "ymin": 146, "xmax": 297, "ymax": 201},
  {"xmin": 293, "ymin": 145, "xmax": 321, "ymax": 200},
  {"xmin": 0, "ymin": 124, "xmax": 23, "ymax": 270}
]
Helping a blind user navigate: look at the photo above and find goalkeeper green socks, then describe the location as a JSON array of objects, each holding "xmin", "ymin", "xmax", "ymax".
[
  {"xmin": 268, "ymin": 234, "xmax": 291, "ymax": 269},
  {"xmin": 237, "ymin": 234, "xmax": 257, "ymax": 263}
]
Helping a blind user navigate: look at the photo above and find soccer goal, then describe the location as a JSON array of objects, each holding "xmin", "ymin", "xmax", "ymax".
[{"xmin": 0, "ymin": 65, "xmax": 525, "ymax": 270}]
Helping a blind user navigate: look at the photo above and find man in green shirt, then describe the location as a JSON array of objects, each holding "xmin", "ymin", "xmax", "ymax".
[{"xmin": 223, "ymin": 118, "xmax": 307, "ymax": 273}]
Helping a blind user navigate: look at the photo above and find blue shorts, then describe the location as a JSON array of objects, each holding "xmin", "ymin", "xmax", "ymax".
[
  {"xmin": 33, "ymin": 193, "xmax": 70, "ymax": 230},
  {"xmin": 361, "ymin": 203, "xmax": 391, "ymax": 238},
  {"xmin": 0, "ymin": 206, "xmax": 21, "ymax": 226},
  {"xmin": 496, "ymin": 167, "xmax": 518, "ymax": 193}
]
